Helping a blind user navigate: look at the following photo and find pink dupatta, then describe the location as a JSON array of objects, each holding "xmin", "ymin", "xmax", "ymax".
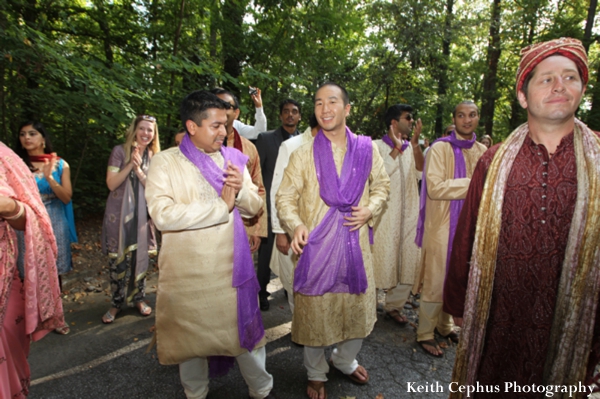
[{"xmin": 0, "ymin": 142, "xmax": 64, "ymax": 341}]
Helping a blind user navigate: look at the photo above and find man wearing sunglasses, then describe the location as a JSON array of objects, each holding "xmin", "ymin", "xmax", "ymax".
[{"xmin": 372, "ymin": 104, "xmax": 424, "ymax": 329}]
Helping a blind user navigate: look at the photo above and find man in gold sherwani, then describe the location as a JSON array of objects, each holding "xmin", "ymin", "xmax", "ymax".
[
  {"xmin": 276, "ymin": 83, "xmax": 390, "ymax": 399},
  {"xmin": 372, "ymin": 104, "xmax": 424, "ymax": 326},
  {"xmin": 145, "ymin": 91, "xmax": 276, "ymax": 399},
  {"xmin": 413, "ymin": 101, "xmax": 487, "ymax": 357}
]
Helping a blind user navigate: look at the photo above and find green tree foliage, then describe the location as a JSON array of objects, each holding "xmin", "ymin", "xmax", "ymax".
[{"xmin": 1, "ymin": 0, "xmax": 598, "ymax": 215}]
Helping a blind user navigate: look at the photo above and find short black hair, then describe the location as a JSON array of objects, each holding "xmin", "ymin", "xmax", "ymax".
[
  {"xmin": 309, "ymin": 114, "xmax": 319, "ymax": 129},
  {"xmin": 180, "ymin": 90, "xmax": 229, "ymax": 131},
  {"xmin": 210, "ymin": 87, "xmax": 239, "ymax": 109},
  {"xmin": 384, "ymin": 104, "xmax": 413, "ymax": 128},
  {"xmin": 453, "ymin": 100, "xmax": 478, "ymax": 117},
  {"xmin": 15, "ymin": 121, "xmax": 54, "ymax": 170},
  {"xmin": 279, "ymin": 99, "xmax": 301, "ymax": 115},
  {"xmin": 315, "ymin": 82, "xmax": 350, "ymax": 106}
]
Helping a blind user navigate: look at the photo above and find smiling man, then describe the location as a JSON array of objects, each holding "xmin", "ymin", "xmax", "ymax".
[
  {"xmin": 413, "ymin": 100, "xmax": 487, "ymax": 357},
  {"xmin": 276, "ymin": 82, "xmax": 390, "ymax": 399},
  {"xmin": 445, "ymin": 38, "xmax": 600, "ymax": 398},
  {"xmin": 145, "ymin": 90, "xmax": 276, "ymax": 399}
]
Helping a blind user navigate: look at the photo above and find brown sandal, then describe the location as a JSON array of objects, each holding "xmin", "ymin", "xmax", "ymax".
[
  {"xmin": 417, "ymin": 339, "xmax": 443, "ymax": 358},
  {"xmin": 385, "ymin": 309, "xmax": 409, "ymax": 326},
  {"xmin": 307, "ymin": 380, "xmax": 327, "ymax": 399},
  {"xmin": 435, "ymin": 328, "xmax": 459, "ymax": 343},
  {"xmin": 329, "ymin": 360, "xmax": 370, "ymax": 385},
  {"xmin": 348, "ymin": 365, "xmax": 369, "ymax": 384}
]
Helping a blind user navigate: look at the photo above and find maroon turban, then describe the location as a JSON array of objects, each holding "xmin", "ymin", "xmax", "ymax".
[{"xmin": 516, "ymin": 37, "xmax": 588, "ymax": 94}]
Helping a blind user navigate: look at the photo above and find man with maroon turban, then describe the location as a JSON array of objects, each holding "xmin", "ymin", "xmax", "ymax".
[{"xmin": 444, "ymin": 38, "xmax": 600, "ymax": 398}]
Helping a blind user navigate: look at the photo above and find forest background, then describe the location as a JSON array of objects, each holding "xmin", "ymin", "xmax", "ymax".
[{"xmin": 2, "ymin": 0, "xmax": 599, "ymax": 215}]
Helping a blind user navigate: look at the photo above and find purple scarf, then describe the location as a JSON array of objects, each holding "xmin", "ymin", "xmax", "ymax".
[
  {"xmin": 293, "ymin": 128, "xmax": 373, "ymax": 296},
  {"xmin": 382, "ymin": 134, "xmax": 410, "ymax": 153},
  {"xmin": 179, "ymin": 134, "xmax": 264, "ymax": 376},
  {"xmin": 414, "ymin": 131, "xmax": 476, "ymax": 273}
]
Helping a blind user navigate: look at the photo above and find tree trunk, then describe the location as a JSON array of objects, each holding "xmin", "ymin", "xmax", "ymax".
[
  {"xmin": 583, "ymin": 0, "xmax": 598, "ymax": 52},
  {"xmin": 91, "ymin": 0, "xmax": 114, "ymax": 67},
  {"xmin": 166, "ymin": 0, "xmax": 186, "ymax": 131},
  {"xmin": 221, "ymin": 0, "xmax": 248, "ymax": 94},
  {"xmin": 480, "ymin": 0, "xmax": 502, "ymax": 138},
  {"xmin": 434, "ymin": 0, "xmax": 454, "ymax": 138}
]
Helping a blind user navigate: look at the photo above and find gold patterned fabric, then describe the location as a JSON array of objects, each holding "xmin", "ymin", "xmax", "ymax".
[
  {"xmin": 145, "ymin": 147, "xmax": 266, "ymax": 365},
  {"xmin": 414, "ymin": 140, "xmax": 487, "ymax": 303},
  {"xmin": 276, "ymin": 139, "xmax": 390, "ymax": 346},
  {"xmin": 372, "ymin": 140, "xmax": 422, "ymax": 289}
]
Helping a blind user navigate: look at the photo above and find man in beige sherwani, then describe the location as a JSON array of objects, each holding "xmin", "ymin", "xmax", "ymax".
[
  {"xmin": 372, "ymin": 104, "xmax": 424, "ymax": 326},
  {"xmin": 414, "ymin": 101, "xmax": 487, "ymax": 357},
  {"xmin": 276, "ymin": 82, "xmax": 390, "ymax": 399},
  {"xmin": 145, "ymin": 91, "xmax": 276, "ymax": 399}
]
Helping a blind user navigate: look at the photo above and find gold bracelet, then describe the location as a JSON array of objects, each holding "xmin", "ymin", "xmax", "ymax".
[{"xmin": 3, "ymin": 199, "xmax": 24, "ymax": 220}]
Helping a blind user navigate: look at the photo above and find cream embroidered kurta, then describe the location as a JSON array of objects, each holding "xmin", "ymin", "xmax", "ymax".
[
  {"xmin": 276, "ymin": 139, "xmax": 390, "ymax": 347},
  {"xmin": 145, "ymin": 147, "xmax": 265, "ymax": 365},
  {"xmin": 372, "ymin": 140, "xmax": 422, "ymax": 289},
  {"xmin": 414, "ymin": 140, "xmax": 486, "ymax": 303}
]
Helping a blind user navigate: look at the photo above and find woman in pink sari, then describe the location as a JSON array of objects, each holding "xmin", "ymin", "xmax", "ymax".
[{"xmin": 0, "ymin": 142, "xmax": 65, "ymax": 398}]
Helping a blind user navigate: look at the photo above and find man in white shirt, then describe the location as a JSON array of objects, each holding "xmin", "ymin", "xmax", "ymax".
[{"xmin": 234, "ymin": 87, "xmax": 268, "ymax": 140}]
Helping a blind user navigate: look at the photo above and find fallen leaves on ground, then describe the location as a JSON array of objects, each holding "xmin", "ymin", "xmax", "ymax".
[{"xmin": 375, "ymin": 394, "xmax": 385, "ymax": 399}]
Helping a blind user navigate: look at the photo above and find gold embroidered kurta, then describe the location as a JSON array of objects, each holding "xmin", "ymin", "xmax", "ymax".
[
  {"xmin": 276, "ymin": 139, "xmax": 390, "ymax": 346},
  {"xmin": 414, "ymin": 140, "xmax": 487, "ymax": 303},
  {"xmin": 372, "ymin": 140, "xmax": 422, "ymax": 289},
  {"xmin": 145, "ymin": 147, "xmax": 265, "ymax": 365}
]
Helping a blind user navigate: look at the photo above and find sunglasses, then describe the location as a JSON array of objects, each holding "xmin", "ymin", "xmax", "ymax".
[
  {"xmin": 223, "ymin": 102, "xmax": 239, "ymax": 110},
  {"xmin": 399, "ymin": 115, "xmax": 413, "ymax": 122},
  {"xmin": 140, "ymin": 115, "xmax": 157, "ymax": 122}
]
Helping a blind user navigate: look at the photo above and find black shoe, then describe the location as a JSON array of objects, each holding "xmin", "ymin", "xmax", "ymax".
[{"xmin": 259, "ymin": 295, "xmax": 270, "ymax": 311}]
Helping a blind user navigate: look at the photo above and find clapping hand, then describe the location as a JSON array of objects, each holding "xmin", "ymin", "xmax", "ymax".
[
  {"xmin": 223, "ymin": 161, "xmax": 242, "ymax": 193},
  {"xmin": 410, "ymin": 119, "xmax": 423, "ymax": 146},
  {"xmin": 131, "ymin": 146, "xmax": 142, "ymax": 171},
  {"xmin": 42, "ymin": 153, "xmax": 58, "ymax": 181}
]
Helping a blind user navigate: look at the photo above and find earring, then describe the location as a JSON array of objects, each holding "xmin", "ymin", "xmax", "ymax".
[{"xmin": 43, "ymin": 142, "xmax": 46, "ymax": 149}]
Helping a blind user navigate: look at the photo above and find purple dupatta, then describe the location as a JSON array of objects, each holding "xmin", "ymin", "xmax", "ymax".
[
  {"xmin": 293, "ymin": 128, "xmax": 373, "ymax": 296},
  {"xmin": 179, "ymin": 134, "xmax": 264, "ymax": 376},
  {"xmin": 414, "ymin": 131, "xmax": 476, "ymax": 274},
  {"xmin": 382, "ymin": 135, "xmax": 410, "ymax": 153}
]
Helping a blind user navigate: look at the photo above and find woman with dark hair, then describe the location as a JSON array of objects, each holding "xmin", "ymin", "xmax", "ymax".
[
  {"xmin": 15, "ymin": 121, "xmax": 77, "ymax": 335},
  {"xmin": 1, "ymin": 141, "xmax": 65, "ymax": 398},
  {"xmin": 101, "ymin": 115, "xmax": 160, "ymax": 324}
]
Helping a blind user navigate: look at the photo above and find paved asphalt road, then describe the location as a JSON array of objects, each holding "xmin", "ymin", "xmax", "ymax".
[{"xmin": 28, "ymin": 276, "xmax": 457, "ymax": 399}]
